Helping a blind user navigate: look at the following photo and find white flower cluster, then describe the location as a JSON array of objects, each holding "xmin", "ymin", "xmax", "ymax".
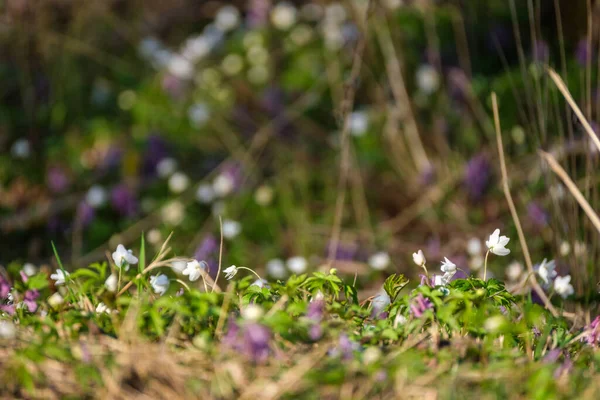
[{"xmin": 535, "ymin": 258, "xmax": 574, "ymax": 299}]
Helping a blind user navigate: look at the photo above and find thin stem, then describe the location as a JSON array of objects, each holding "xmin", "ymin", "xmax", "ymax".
[
  {"xmin": 117, "ymin": 265, "xmax": 123, "ymax": 293},
  {"xmin": 421, "ymin": 264, "xmax": 429, "ymax": 277},
  {"xmin": 237, "ymin": 267, "xmax": 263, "ymax": 282},
  {"xmin": 173, "ymin": 279, "xmax": 191, "ymax": 292},
  {"xmin": 483, "ymin": 250, "xmax": 490, "ymax": 281}
]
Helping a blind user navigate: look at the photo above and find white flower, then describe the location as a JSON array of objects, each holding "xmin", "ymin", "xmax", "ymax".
[
  {"xmin": 156, "ymin": 158, "xmax": 177, "ymax": 178},
  {"xmin": 182, "ymin": 260, "xmax": 207, "ymax": 282},
  {"xmin": 222, "ymin": 219, "xmax": 241, "ymax": 239},
  {"xmin": 467, "ymin": 238, "xmax": 482, "ymax": 256},
  {"xmin": 254, "ymin": 185, "xmax": 274, "ymax": 206},
  {"xmin": 412, "ymin": 250, "xmax": 426, "ymax": 266},
  {"xmin": 270, "ymin": 2, "xmax": 297, "ymax": 30},
  {"xmin": 251, "ymin": 278, "xmax": 269, "ymax": 288},
  {"xmin": 371, "ymin": 290, "xmax": 391, "ymax": 314},
  {"xmin": 171, "ymin": 260, "xmax": 188, "ymax": 274},
  {"xmin": 168, "ymin": 172, "xmax": 190, "ymax": 194},
  {"xmin": 96, "ymin": 302, "xmax": 111, "ymax": 314},
  {"xmin": 11, "ymin": 139, "xmax": 31, "ymax": 159},
  {"xmin": 241, "ymin": 304, "xmax": 264, "ymax": 321},
  {"xmin": 22, "ymin": 263, "xmax": 37, "ymax": 277},
  {"xmin": 415, "ymin": 64, "xmax": 440, "ymax": 94},
  {"xmin": 554, "ymin": 275, "xmax": 574, "ymax": 299},
  {"xmin": 224, "ymin": 265, "xmax": 238, "ymax": 280},
  {"xmin": 86, "ymin": 185, "xmax": 107, "ymax": 208},
  {"xmin": 150, "ymin": 274, "xmax": 170, "ymax": 295},
  {"xmin": 559, "ymin": 241, "xmax": 571, "ymax": 257},
  {"xmin": 105, "ymin": 274, "xmax": 118, "ymax": 292},
  {"xmin": 188, "ymin": 103, "xmax": 210, "ymax": 127},
  {"xmin": 147, "ymin": 229, "xmax": 162, "ymax": 245},
  {"xmin": 213, "ymin": 174, "xmax": 235, "ymax": 197},
  {"xmin": 506, "ymin": 261, "xmax": 523, "ymax": 281},
  {"xmin": 368, "ymin": 252, "xmax": 390, "ymax": 271},
  {"xmin": 167, "ymin": 54, "xmax": 193, "ymax": 80},
  {"xmin": 48, "ymin": 292, "xmax": 64, "ymax": 308},
  {"xmin": 161, "ymin": 201, "xmax": 185, "ymax": 226},
  {"xmin": 485, "ymin": 229, "xmax": 511, "ymax": 256},
  {"xmin": 440, "ymin": 257, "xmax": 457, "ymax": 274},
  {"xmin": 393, "ymin": 314, "xmax": 407, "ymax": 328},
  {"xmin": 536, "ymin": 259, "xmax": 557, "ymax": 285},
  {"xmin": 215, "ymin": 5, "xmax": 240, "ymax": 32},
  {"xmin": 50, "ymin": 269, "xmax": 70, "ymax": 286},
  {"xmin": 286, "ymin": 256, "xmax": 307, "ymax": 274},
  {"xmin": 0, "ymin": 321, "xmax": 16, "ymax": 339},
  {"xmin": 433, "ymin": 275, "xmax": 444, "ymax": 286},
  {"xmin": 196, "ymin": 184, "xmax": 216, "ymax": 204},
  {"xmin": 266, "ymin": 258, "xmax": 287, "ymax": 279},
  {"xmin": 111, "ymin": 244, "xmax": 139, "ymax": 269},
  {"xmin": 469, "ymin": 255, "xmax": 484, "ymax": 271},
  {"xmin": 349, "ymin": 111, "xmax": 368, "ymax": 137}
]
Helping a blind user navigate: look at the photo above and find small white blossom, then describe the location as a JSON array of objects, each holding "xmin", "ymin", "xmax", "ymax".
[
  {"xmin": 96, "ymin": 302, "xmax": 111, "ymax": 314},
  {"xmin": 50, "ymin": 269, "xmax": 70, "ymax": 286},
  {"xmin": 415, "ymin": 64, "xmax": 440, "ymax": 94},
  {"xmin": 412, "ymin": 250, "xmax": 426, "ymax": 267},
  {"xmin": 271, "ymin": 2, "xmax": 297, "ymax": 30},
  {"xmin": 241, "ymin": 304, "xmax": 264, "ymax": 321},
  {"xmin": 196, "ymin": 184, "xmax": 216, "ymax": 204},
  {"xmin": 182, "ymin": 260, "xmax": 207, "ymax": 282},
  {"xmin": 213, "ymin": 174, "xmax": 235, "ymax": 197},
  {"xmin": 349, "ymin": 111, "xmax": 368, "ymax": 137},
  {"xmin": 188, "ymin": 103, "xmax": 210, "ymax": 127},
  {"xmin": 371, "ymin": 290, "xmax": 391, "ymax": 314},
  {"xmin": 167, "ymin": 55, "xmax": 193, "ymax": 80},
  {"xmin": 215, "ymin": 5, "xmax": 240, "ymax": 32},
  {"xmin": 485, "ymin": 229, "xmax": 511, "ymax": 256},
  {"xmin": 469, "ymin": 255, "xmax": 484, "ymax": 271},
  {"xmin": 86, "ymin": 185, "xmax": 107, "ymax": 208},
  {"xmin": 222, "ymin": 219, "xmax": 241, "ymax": 239},
  {"xmin": 368, "ymin": 252, "xmax": 390, "ymax": 271},
  {"xmin": 506, "ymin": 261, "xmax": 523, "ymax": 281},
  {"xmin": 393, "ymin": 314, "xmax": 407, "ymax": 328},
  {"xmin": 440, "ymin": 257, "xmax": 457, "ymax": 274},
  {"xmin": 171, "ymin": 260, "xmax": 188, "ymax": 274},
  {"xmin": 161, "ymin": 201, "xmax": 185, "ymax": 226},
  {"xmin": 111, "ymin": 244, "xmax": 139, "ymax": 269},
  {"xmin": 48, "ymin": 292, "xmax": 64, "ymax": 308},
  {"xmin": 168, "ymin": 172, "xmax": 190, "ymax": 194},
  {"xmin": 150, "ymin": 274, "xmax": 170, "ymax": 295},
  {"xmin": 559, "ymin": 241, "xmax": 571, "ymax": 257},
  {"xmin": 287, "ymin": 256, "xmax": 308, "ymax": 274},
  {"xmin": 537, "ymin": 259, "xmax": 557, "ymax": 285},
  {"xmin": 22, "ymin": 263, "xmax": 37, "ymax": 277},
  {"xmin": 0, "ymin": 321, "xmax": 16, "ymax": 339},
  {"xmin": 156, "ymin": 158, "xmax": 177, "ymax": 178},
  {"xmin": 11, "ymin": 139, "xmax": 31, "ymax": 159},
  {"xmin": 224, "ymin": 265, "xmax": 238, "ymax": 280},
  {"xmin": 147, "ymin": 229, "xmax": 162, "ymax": 245},
  {"xmin": 554, "ymin": 275, "xmax": 574, "ymax": 299},
  {"xmin": 251, "ymin": 278, "xmax": 269, "ymax": 289},
  {"xmin": 254, "ymin": 185, "xmax": 274, "ymax": 206},
  {"xmin": 266, "ymin": 259, "xmax": 287, "ymax": 279},
  {"xmin": 433, "ymin": 275, "xmax": 444, "ymax": 286},
  {"xmin": 105, "ymin": 274, "xmax": 118, "ymax": 292},
  {"xmin": 467, "ymin": 238, "xmax": 482, "ymax": 256}
]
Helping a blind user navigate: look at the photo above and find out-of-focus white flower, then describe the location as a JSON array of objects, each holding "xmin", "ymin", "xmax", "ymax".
[
  {"xmin": 171, "ymin": 259, "xmax": 188, "ymax": 274},
  {"xmin": 467, "ymin": 238, "xmax": 482, "ymax": 256},
  {"xmin": 147, "ymin": 229, "xmax": 162, "ymax": 245},
  {"xmin": 251, "ymin": 278, "xmax": 269, "ymax": 289},
  {"xmin": 222, "ymin": 219, "xmax": 241, "ymax": 239},
  {"xmin": 168, "ymin": 172, "xmax": 190, "ymax": 194},
  {"xmin": 362, "ymin": 347, "xmax": 382, "ymax": 365},
  {"xmin": 22, "ymin": 263, "xmax": 37, "ymax": 277},
  {"xmin": 167, "ymin": 55, "xmax": 194, "ymax": 80},
  {"xmin": 224, "ymin": 265, "xmax": 238, "ymax": 280},
  {"xmin": 266, "ymin": 259, "xmax": 287, "ymax": 279},
  {"xmin": 181, "ymin": 35, "xmax": 211, "ymax": 62},
  {"xmin": 111, "ymin": 244, "xmax": 138, "ymax": 269},
  {"xmin": 368, "ymin": 252, "xmax": 390, "ymax": 271},
  {"xmin": 247, "ymin": 46, "xmax": 269, "ymax": 66},
  {"xmin": 322, "ymin": 22, "xmax": 344, "ymax": 50},
  {"xmin": 11, "ymin": 139, "xmax": 30, "ymax": 159},
  {"xmin": 433, "ymin": 275, "xmax": 444, "ymax": 286},
  {"xmin": 182, "ymin": 260, "xmax": 207, "ymax": 282},
  {"xmin": 559, "ymin": 241, "xmax": 571, "ymax": 257},
  {"xmin": 485, "ymin": 229, "xmax": 510, "ymax": 256},
  {"xmin": 469, "ymin": 255, "xmax": 484, "ymax": 271},
  {"xmin": 287, "ymin": 256, "xmax": 308, "ymax": 274},
  {"xmin": 349, "ymin": 111, "xmax": 369, "ymax": 137},
  {"xmin": 50, "ymin": 269, "xmax": 70, "ymax": 286},
  {"xmin": 215, "ymin": 5, "xmax": 240, "ymax": 32},
  {"xmin": 393, "ymin": 314, "xmax": 407, "ymax": 328},
  {"xmin": 506, "ymin": 261, "xmax": 523, "ymax": 281},
  {"xmin": 371, "ymin": 290, "xmax": 391, "ymax": 314},
  {"xmin": 440, "ymin": 257, "xmax": 456, "ymax": 274},
  {"xmin": 325, "ymin": 3, "xmax": 347, "ymax": 23},
  {"xmin": 0, "ymin": 321, "xmax": 16, "ymax": 339},
  {"xmin": 254, "ymin": 185, "xmax": 274, "ymax": 206},
  {"xmin": 156, "ymin": 158, "xmax": 177, "ymax": 178},
  {"xmin": 554, "ymin": 275, "xmax": 574, "ymax": 299},
  {"xmin": 138, "ymin": 37, "xmax": 162, "ymax": 59},
  {"xmin": 484, "ymin": 316, "xmax": 505, "ymax": 333},
  {"xmin": 161, "ymin": 201, "xmax": 185, "ymax": 226},
  {"xmin": 86, "ymin": 185, "xmax": 107, "ymax": 208},
  {"xmin": 105, "ymin": 274, "xmax": 118, "ymax": 292},
  {"xmin": 196, "ymin": 184, "xmax": 215, "ymax": 204},
  {"xmin": 150, "ymin": 274, "xmax": 170, "ymax": 295},
  {"xmin": 96, "ymin": 302, "xmax": 111, "ymax": 314},
  {"xmin": 271, "ymin": 2, "xmax": 297, "ymax": 30},
  {"xmin": 213, "ymin": 174, "xmax": 235, "ymax": 197},
  {"xmin": 416, "ymin": 64, "xmax": 440, "ymax": 94},
  {"xmin": 48, "ymin": 292, "xmax": 64, "ymax": 308},
  {"xmin": 241, "ymin": 304, "xmax": 264, "ymax": 321},
  {"xmin": 412, "ymin": 250, "xmax": 426, "ymax": 267},
  {"xmin": 537, "ymin": 259, "xmax": 557, "ymax": 285},
  {"xmin": 188, "ymin": 103, "xmax": 210, "ymax": 127}
]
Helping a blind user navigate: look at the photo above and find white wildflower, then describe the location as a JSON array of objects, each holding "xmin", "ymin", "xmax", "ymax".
[
  {"xmin": 196, "ymin": 184, "xmax": 216, "ymax": 204},
  {"xmin": 554, "ymin": 275, "xmax": 574, "ymax": 299},
  {"xmin": 156, "ymin": 158, "xmax": 177, "ymax": 178},
  {"xmin": 48, "ymin": 292, "xmax": 64, "ymax": 308},
  {"xmin": 171, "ymin": 259, "xmax": 188, "ymax": 274},
  {"xmin": 467, "ymin": 238, "xmax": 482, "ymax": 256},
  {"xmin": 96, "ymin": 302, "xmax": 111, "ymax": 314},
  {"xmin": 168, "ymin": 172, "xmax": 190, "ymax": 194},
  {"xmin": 506, "ymin": 261, "xmax": 523, "ymax": 282},
  {"xmin": 0, "ymin": 321, "xmax": 16, "ymax": 339},
  {"xmin": 11, "ymin": 139, "xmax": 31, "ymax": 159},
  {"xmin": 412, "ymin": 250, "xmax": 426, "ymax": 267},
  {"xmin": 266, "ymin": 259, "xmax": 287, "ymax": 279},
  {"xmin": 349, "ymin": 111, "xmax": 368, "ymax": 137},
  {"xmin": 150, "ymin": 274, "xmax": 170, "ymax": 295},
  {"xmin": 368, "ymin": 252, "xmax": 390, "ymax": 271},
  {"xmin": 50, "ymin": 269, "xmax": 70, "ymax": 286},
  {"xmin": 213, "ymin": 174, "xmax": 235, "ymax": 197},
  {"xmin": 416, "ymin": 64, "xmax": 440, "ymax": 94},
  {"xmin": 537, "ymin": 259, "xmax": 557, "ymax": 285},
  {"xmin": 22, "ymin": 263, "xmax": 37, "ymax": 277},
  {"xmin": 222, "ymin": 219, "xmax": 241, "ymax": 239},
  {"xmin": 286, "ymin": 256, "xmax": 308, "ymax": 274},
  {"xmin": 241, "ymin": 304, "xmax": 264, "ymax": 321},
  {"xmin": 485, "ymin": 229, "xmax": 510, "ymax": 256},
  {"xmin": 271, "ymin": 2, "xmax": 297, "ymax": 30},
  {"xmin": 215, "ymin": 5, "xmax": 240, "ymax": 32},
  {"xmin": 105, "ymin": 274, "xmax": 118, "ymax": 292},
  {"xmin": 86, "ymin": 185, "xmax": 107, "ymax": 208},
  {"xmin": 440, "ymin": 257, "xmax": 456, "ymax": 274},
  {"xmin": 111, "ymin": 244, "xmax": 138, "ymax": 269},
  {"xmin": 182, "ymin": 260, "xmax": 207, "ymax": 282},
  {"xmin": 224, "ymin": 265, "xmax": 238, "ymax": 280}
]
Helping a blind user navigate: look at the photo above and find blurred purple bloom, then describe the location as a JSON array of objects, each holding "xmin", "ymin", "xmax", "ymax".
[
  {"xmin": 23, "ymin": 290, "xmax": 39, "ymax": 312},
  {"xmin": 419, "ymin": 274, "xmax": 434, "ymax": 288},
  {"xmin": 554, "ymin": 358, "xmax": 573, "ymax": 378},
  {"xmin": 143, "ymin": 135, "xmax": 170, "ymax": 177},
  {"xmin": 447, "ymin": 68, "xmax": 470, "ymax": 102},
  {"xmin": 309, "ymin": 324, "xmax": 322, "ymax": 341},
  {"xmin": 328, "ymin": 241, "xmax": 357, "ymax": 261},
  {"xmin": 243, "ymin": 323, "xmax": 272, "ymax": 362},
  {"xmin": 464, "ymin": 153, "xmax": 491, "ymax": 201},
  {"xmin": 194, "ymin": 234, "xmax": 218, "ymax": 277},
  {"xmin": 420, "ymin": 165, "xmax": 436, "ymax": 187},
  {"xmin": 247, "ymin": 0, "xmax": 271, "ymax": 29},
  {"xmin": 46, "ymin": 167, "xmax": 70, "ymax": 193},
  {"xmin": 110, "ymin": 184, "xmax": 138, "ymax": 217},
  {"xmin": 307, "ymin": 300, "xmax": 324, "ymax": 322},
  {"xmin": 410, "ymin": 294, "xmax": 433, "ymax": 318},
  {"xmin": 161, "ymin": 74, "xmax": 185, "ymax": 99},
  {"xmin": 76, "ymin": 201, "xmax": 95, "ymax": 227},
  {"xmin": 0, "ymin": 276, "xmax": 10, "ymax": 299},
  {"xmin": 337, "ymin": 333, "xmax": 357, "ymax": 360},
  {"xmin": 585, "ymin": 316, "xmax": 600, "ymax": 346},
  {"xmin": 100, "ymin": 146, "xmax": 124, "ymax": 171},
  {"xmin": 0, "ymin": 305, "xmax": 15, "ymax": 315},
  {"xmin": 19, "ymin": 271, "xmax": 28, "ymax": 283},
  {"xmin": 543, "ymin": 348, "xmax": 561, "ymax": 364},
  {"xmin": 576, "ymin": 39, "xmax": 592, "ymax": 66},
  {"xmin": 527, "ymin": 202, "xmax": 549, "ymax": 228},
  {"xmin": 532, "ymin": 40, "xmax": 549, "ymax": 63}
]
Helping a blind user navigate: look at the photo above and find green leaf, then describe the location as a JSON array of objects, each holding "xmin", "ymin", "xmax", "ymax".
[
  {"xmin": 139, "ymin": 233, "xmax": 146, "ymax": 274},
  {"xmin": 383, "ymin": 274, "xmax": 409, "ymax": 303}
]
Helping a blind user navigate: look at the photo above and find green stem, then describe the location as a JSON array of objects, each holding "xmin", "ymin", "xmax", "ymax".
[
  {"xmin": 237, "ymin": 267, "xmax": 263, "ymax": 282},
  {"xmin": 173, "ymin": 279, "xmax": 191, "ymax": 292},
  {"xmin": 483, "ymin": 250, "xmax": 490, "ymax": 281}
]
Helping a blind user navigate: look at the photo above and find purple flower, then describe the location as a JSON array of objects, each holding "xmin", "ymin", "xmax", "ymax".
[
  {"xmin": 0, "ymin": 276, "xmax": 10, "ymax": 299},
  {"xmin": 464, "ymin": 153, "xmax": 491, "ymax": 201},
  {"xmin": 142, "ymin": 135, "xmax": 170, "ymax": 177},
  {"xmin": 576, "ymin": 39, "xmax": 592, "ymax": 66},
  {"xmin": 307, "ymin": 299, "xmax": 325, "ymax": 340},
  {"xmin": 100, "ymin": 146, "xmax": 124, "ymax": 171},
  {"xmin": 46, "ymin": 167, "xmax": 70, "ymax": 193},
  {"xmin": 532, "ymin": 40, "xmax": 549, "ymax": 63},
  {"xmin": 194, "ymin": 235, "xmax": 218, "ymax": 277},
  {"xmin": 23, "ymin": 290, "xmax": 39, "ymax": 313},
  {"xmin": 420, "ymin": 165, "xmax": 436, "ymax": 187},
  {"xmin": 527, "ymin": 202, "xmax": 549, "ymax": 228},
  {"xmin": 309, "ymin": 324, "xmax": 322, "ymax": 341},
  {"xmin": 247, "ymin": 0, "xmax": 271, "ymax": 29},
  {"xmin": 327, "ymin": 241, "xmax": 357, "ymax": 262},
  {"xmin": 337, "ymin": 333, "xmax": 358, "ymax": 360},
  {"xmin": 410, "ymin": 294, "xmax": 433, "ymax": 318},
  {"xmin": 76, "ymin": 201, "xmax": 95, "ymax": 227},
  {"xmin": 0, "ymin": 305, "xmax": 15, "ymax": 315},
  {"xmin": 585, "ymin": 316, "xmax": 600, "ymax": 346},
  {"xmin": 243, "ymin": 323, "xmax": 271, "ymax": 363},
  {"xmin": 19, "ymin": 271, "xmax": 28, "ymax": 283},
  {"xmin": 542, "ymin": 348, "xmax": 561, "ymax": 363},
  {"xmin": 419, "ymin": 274, "xmax": 434, "ymax": 288},
  {"xmin": 110, "ymin": 184, "xmax": 138, "ymax": 217}
]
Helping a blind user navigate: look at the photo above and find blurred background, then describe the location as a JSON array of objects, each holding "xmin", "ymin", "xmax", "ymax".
[{"xmin": 1, "ymin": 0, "xmax": 598, "ymax": 304}]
